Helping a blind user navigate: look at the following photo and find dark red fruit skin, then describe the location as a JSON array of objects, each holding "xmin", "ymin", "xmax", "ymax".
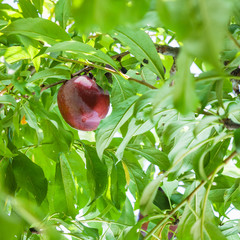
[
  {"xmin": 168, "ymin": 224, "xmax": 178, "ymax": 239},
  {"xmin": 57, "ymin": 75, "xmax": 110, "ymax": 131},
  {"xmin": 138, "ymin": 213, "xmax": 149, "ymax": 236}
]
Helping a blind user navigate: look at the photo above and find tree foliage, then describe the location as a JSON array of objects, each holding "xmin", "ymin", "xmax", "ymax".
[{"xmin": 0, "ymin": 0, "xmax": 240, "ymax": 239}]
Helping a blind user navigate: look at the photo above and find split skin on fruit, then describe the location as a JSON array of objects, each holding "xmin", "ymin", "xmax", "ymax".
[{"xmin": 57, "ymin": 75, "xmax": 110, "ymax": 131}]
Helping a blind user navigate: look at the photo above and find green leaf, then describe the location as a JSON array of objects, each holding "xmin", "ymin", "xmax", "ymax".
[
  {"xmin": 123, "ymin": 225, "xmax": 140, "ymax": 240},
  {"xmin": 0, "ymin": 158, "xmax": 17, "ymax": 194},
  {"xmin": 234, "ymin": 128, "xmax": 240, "ymax": 153},
  {"xmin": 40, "ymin": 119, "xmax": 71, "ymax": 160},
  {"xmin": 203, "ymin": 139, "xmax": 230, "ymax": 176},
  {"xmin": 72, "ymin": 0, "xmax": 149, "ymax": 32},
  {"xmin": 111, "ymin": 74, "xmax": 136, "ymax": 109},
  {"xmin": 32, "ymin": 0, "xmax": 44, "ymax": 14},
  {"xmin": 0, "ymin": 212, "xmax": 22, "ymax": 240},
  {"xmin": 157, "ymin": 0, "xmax": 232, "ymax": 68},
  {"xmin": 67, "ymin": 150, "xmax": 90, "ymax": 209},
  {"xmin": 162, "ymin": 179, "xmax": 178, "ymax": 200},
  {"xmin": 46, "ymin": 41, "xmax": 118, "ymax": 69},
  {"xmin": 116, "ymin": 111, "xmax": 162, "ymax": 160},
  {"xmin": 118, "ymin": 198, "xmax": 135, "ymax": 226},
  {"xmin": 0, "ymin": 19, "xmax": 8, "ymax": 27},
  {"xmin": 29, "ymin": 67, "xmax": 71, "ymax": 83},
  {"xmin": 59, "ymin": 153, "xmax": 77, "ymax": 217},
  {"xmin": 114, "ymin": 27, "xmax": 165, "ymax": 79},
  {"xmin": 2, "ymin": 18, "xmax": 71, "ymax": 45},
  {"xmin": 55, "ymin": 0, "xmax": 71, "ymax": 29},
  {"xmin": 178, "ymin": 187, "xmax": 217, "ymax": 240},
  {"xmin": 204, "ymin": 221, "xmax": 227, "ymax": 240},
  {"xmin": 133, "ymin": 89, "xmax": 158, "ymax": 114},
  {"xmin": 0, "ymin": 4, "xmax": 22, "ymax": 20},
  {"xmin": 0, "ymin": 95, "xmax": 17, "ymax": 107},
  {"xmin": 123, "ymin": 152, "xmax": 148, "ymax": 196},
  {"xmin": 153, "ymin": 187, "xmax": 170, "ymax": 211},
  {"xmin": 140, "ymin": 175, "xmax": 163, "ymax": 215},
  {"xmin": 18, "ymin": 0, "xmax": 39, "ymax": 18},
  {"xmin": 126, "ymin": 144, "xmax": 170, "ymax": 171},
  {"xmin": 96, "ymin": 96, "xmax": 138, "ymax": 159},
  {"xmin": 4, "ymin": 46, "xmax": 30, "ymax": 63},
  {"xmin": 52, "ymin": 217, "xmax": 99, "ymax": 240},
  {"xmin": 18, "ymin": 35, "xmax": 41, "ymax": 71},
  {"xmin": 216, "ymin": 79, "xmax": 224, "ymax": 107},
  {"xmin": 22, "ymin": 103, "xmax": 41, "ymax": 137},
  {"xmin": 52, "ymin": 158, "xmax": 77, "ymax": 217},
  {"xmin": 12, "ymin": 152, "xmax": 48, "ymax": 204},
  {"xmin": 84, "ymin": 145, "xmax": 108, "ymax": 201},
  {"xmin": 174, "ymin": 51, "xmax": 199, "ymax": 114},
  {"xmin": 110, "ymin": 159, "xmax": 126, "ymax": 210}
]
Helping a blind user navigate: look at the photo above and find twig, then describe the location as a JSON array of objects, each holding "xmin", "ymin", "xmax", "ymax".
[
  {"xmin": 155, "ymin": 44, "xmax": 180, "ymax": 57},
  {"xmin": 222, "ymin": 118, "xmax": 240, "ymax": 130},
  {"xmin": 71, "ymin": 66, "xmax": 94, "ymax": 77},
  {"xmin": 40, "ymin": 79, "xmax": 67, "ymax": 92},
  {"xmin": 144, "ymin": 151, "xmax": 238, "ymax": 240},
  {"xmin": 58, "ymin": 56, "xmax": 157, "ymax": 89},
  {"xmin": 111, "ymin": 51, "xmax": 130, "ymax": 60},
  {"xmin": 0, "ymin": 83, "xmax": 13, "ymax": 95},
  {"xmin": 229, "ymin": 33, "xmax": 240, "ymax": 49}
]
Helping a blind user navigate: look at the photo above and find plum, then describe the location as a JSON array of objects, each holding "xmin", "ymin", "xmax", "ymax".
[{"xmin": 57, "ymin": 75, "xmax": 110, "ymax": 131}]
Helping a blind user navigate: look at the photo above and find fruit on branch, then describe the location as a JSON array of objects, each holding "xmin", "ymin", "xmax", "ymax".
[{"xmin": 57, "ymin": 75, "xmax": 110, "ymax": 131}]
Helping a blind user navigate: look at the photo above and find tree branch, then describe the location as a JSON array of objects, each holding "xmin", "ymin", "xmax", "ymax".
[
  {"xmin": 144, "ymin": 151, "xmax": 238, "ymax": 240},
  {"xmin": 155, "ymin": 44, "xmax": 180, "ymax": 57},
  {"xmin": 58, "ymin": 56, "xmax": 157, "ymax": 89},
  {"xmin": 71, "ymin": 66, "xmax": 94, "ymax": 77},
  {"xmin": 229, "ymin": 33, "xmax": 240, "ymax": 49},
  {"xmin": 40, "ymin": 79, "xmax": 67, "ymax": 92},
  {"xmin": 43, "ymin": 44, "xmax": 181, "ymax": 91},
  {"xmin": 222, "ymin": 118, "xmax": 240, "ymax": 130}
]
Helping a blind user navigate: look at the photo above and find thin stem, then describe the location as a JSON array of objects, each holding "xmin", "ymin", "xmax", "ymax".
[
  {"xmin": 196, "ymin": 74, "xmax": 240, "ymax": 82},
  {"xmin": 78, "ymin": 219, "xmax": 132, "ymax": 228},
  {"xmin": 200, "ymin": 165, "xmax": 219, "ymax": 239},
  {"xmin": 111, "ymin": 51, "xmax": 130, "ymax": 60},
  {"xmin": 41, "ymin": 79, "xmax": 67, "ymax": 91},
  {"xmin": 155, "ymin": 44, "xmax": 179, "ymax": 57},
  {"xmin": 0, "ymin": 83, "xmax": 13, "ymax": 95},
  {"xmin": 58, "ymin": 56, "xmax": 157, "ymax": 89},
  {"xmin": 144, "ymin": 151, "xmax": 238, "ymax": 240},
  {"xmin": 222, "ymin": 118, "xmax": 240, "ymax": 130},
  {"xmin": 229, "ymin": 33, "xmax": 240, "ymax": 49},
  {"xmin": 71, "ymin": 66, "xmax": 94, "ymax": 77}
]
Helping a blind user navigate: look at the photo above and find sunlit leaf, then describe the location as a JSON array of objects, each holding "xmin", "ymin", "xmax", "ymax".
[
  {"xmin": 12, "ymin": 152, "xmax": 48, "ymax": 204},
  {"xmin": 96, "ymin": 96, "xmax": 138, "ymax": 159},
  {"xmin": 2, "ymin": 18, "xmax": 71, "ymax": 44},
  {"xmin": 46, "ymin": 41, "xmax": 118, "ymax": 69},
  {"xmin": 114, "ymin": 26, "xmax": 165, "ymax": 79}
]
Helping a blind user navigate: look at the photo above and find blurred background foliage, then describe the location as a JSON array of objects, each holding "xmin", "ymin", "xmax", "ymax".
[{"xmin": 0, "ymin": 0, "xmax": 240, "ymax": 239}]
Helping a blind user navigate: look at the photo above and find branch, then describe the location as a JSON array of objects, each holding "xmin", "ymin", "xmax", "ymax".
[
  {"xmin": 45, "ymin": 44, "xmax": 181, "ymax": 90},
  {"xmin": 71, "ymin": 66, "xmax": 94, "ymax": 77},
  {"xmin": 229, "ymin": 33, "xmax": 240, "ymax": 49},
  {"xmin": 144, "ymin": 151, "xmax": 238, "ymax": 240},
  {"xmin": 111, "ymin": 51, "xmax": 130, "ymax": 60},
  {"xmin": 222, "ymin": 118, "xmax": 240, "ymax": 130},
  {"xmin": 155, "ymin": 44, "xmax": 180, "ymax": 58},
  {"xmin": 0, "ymin": 83, "xmax": 13, "ymax": 95},
  {"xmin": 58, "ymin": 56, "xmax": 157, "ymax": 89},
  {"xmin": 40, "ymin": 79, "xmax": 67, "ymax": 92},
  {"xmin": 110, "ymin": 45, "xmax": 180, "ymax": 60}
]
